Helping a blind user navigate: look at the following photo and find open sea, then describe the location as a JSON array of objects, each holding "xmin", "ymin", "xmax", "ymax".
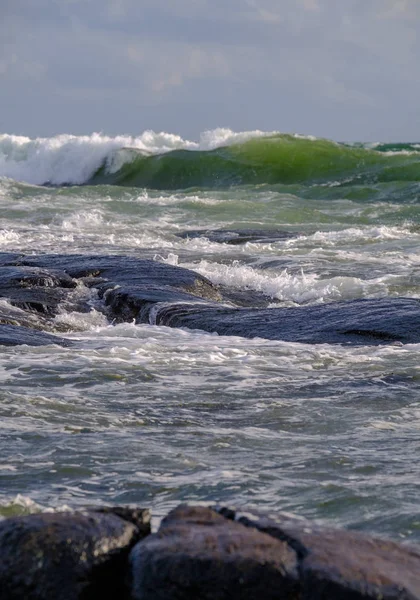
[{"xmin": 0, "ymin": 129, "xmax": 419, "ymax": 540}]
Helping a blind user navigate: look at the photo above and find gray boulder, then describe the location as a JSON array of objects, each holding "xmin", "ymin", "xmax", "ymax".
[
  {"xmin": 219, "ymin": 506, "xmax": 420, "ymax": 599},
  {"xmin": 0, "ymin": 507, "xmax": 150, "ymax": 600},
  {"xmin": 129, "ymin": 504, "xmax": 299, "ymax": 600}
]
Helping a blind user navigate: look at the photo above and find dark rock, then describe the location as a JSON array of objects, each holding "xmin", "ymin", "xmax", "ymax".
[
  {"xmin": 0, "ymin": 265, "xmax": 76, "ymax": 289},
  {"xmin": 177, "ymin": 228, "xmax": 298, "ymax": 245},
  {"xmin": 0, "ymin": 507, "xmax": 151, "ymax": 600},
  {"xmin": 94, "ymin": 506, "xmax": 151, "ymax": 538},
  {"xmin": 0, "ymin": 254, "xmax": 221, "ymax": 343},
  {"xmin": 103, "ymin": 285, "xmax": 218, "ymax": 324},
  {"xmin": 15, "ymin": 254, "xmax": 221, "ymax": 301},
  {"xmin": 0, "ymin": 252, "xmax": 24, "ymax": 266},
  {"xmin": 218, "ymin": 285, "xmax": 275, "ymax": 308},
  {"xmin": 1, "ymin": 503, "xmax": 420, "ymax": 600},
  {"xmin": 154, "ymin": 297, "xmax": 420, "ymax": 345},
  {"xmin": 218, "ymin": 506, "xmax": 420, "ymax": 600},
  {"xmin": 0, "ymin": 266, "xmax": 77, "ymax": 316},
  {"xmin": 129, "ymin": 505, "xmax": 299, "ymax": 600},
  {"xmin": 0, "ymin": 299, "xmax": 57, "ymax": 331},
  {"xmin": 0, "ymin": 324, "xmax": 72, "ymax": 346},
  {"xmin": 1, "ymin": 253, "xmax": 419, "ymax": 346}
]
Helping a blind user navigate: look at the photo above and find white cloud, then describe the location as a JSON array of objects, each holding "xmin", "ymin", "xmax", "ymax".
[
  {"xmin": 301, "ymin": 0, "xmax": 320, "ymax": 12},
  {"xmin": 379, "ymin": 0, "xmax": 420, "ymax": 20}
]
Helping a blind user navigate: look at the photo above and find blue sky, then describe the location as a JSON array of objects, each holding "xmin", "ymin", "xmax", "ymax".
[{"xmin": 1, "ymin": 0, "xmax": 419, "ymax": 141}]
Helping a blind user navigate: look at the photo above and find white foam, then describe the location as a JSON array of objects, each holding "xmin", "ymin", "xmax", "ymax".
[
  {"xmin": 0, "ymin": 494, "xmax": 73, "ymax": 517},
  {"xmin": 0, "ymin": 229, "xmax": 20, "ymax": 245},
  {"xmin": 60, "ymin": 209, "xmax": 105, "ymax": 231},
  {"xmin": 177, "ymin": 258, "xmax": 392, "ymax": 304},
  {"xmin": 287, "ymin": 226, "xmax": 410, "ymax": 247},
  {"xmin": 196, "ymin": 128, "xmax": 278, "ymax": 150},
  {"xmin": 0, "ymin": 129, "xmax": 279, "ymax": 186},
  {"xmin": 53, "ymin": 309, "xmax": 109, "ymax": 331}
]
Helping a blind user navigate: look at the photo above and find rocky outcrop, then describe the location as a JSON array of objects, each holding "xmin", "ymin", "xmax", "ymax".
[
  {"xmin": 0, "ymin": 252, "xmax": 419, "ymax": 346},
  {"xmin": 153, "ymin": 296, "xmax": 420, "ymax": 344},
  {"xmin": 14, "ymin": 254, "xmax": 221, "ymax": 303},
  {"xmin": 1, "ymin": 504, "xmax": 419, "ymax": 600},
  {"xmin": 0, "ymin": 252, "xmax": 222, "ymax": 345}
]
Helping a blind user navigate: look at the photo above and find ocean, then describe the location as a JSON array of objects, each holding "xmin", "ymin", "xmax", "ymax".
[{"xmin": 0, "ymin": 129, "xmax": 419, "ymax": 540}]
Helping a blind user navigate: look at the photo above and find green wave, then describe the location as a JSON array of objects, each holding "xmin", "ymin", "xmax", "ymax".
[{"xmin": 89, "ymin": 134, "xmax": 420, "ymax": 190}]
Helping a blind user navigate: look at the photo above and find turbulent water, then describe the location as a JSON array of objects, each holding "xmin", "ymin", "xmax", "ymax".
[{"xmin": 0, "ymin": 129, "xmax": 419, "ymax": 540}]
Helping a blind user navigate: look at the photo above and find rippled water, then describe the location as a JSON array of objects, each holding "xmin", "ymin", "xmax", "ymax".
[{"xmin": 0, "ymin": 132, "xmax": 419, "ymax": 540}]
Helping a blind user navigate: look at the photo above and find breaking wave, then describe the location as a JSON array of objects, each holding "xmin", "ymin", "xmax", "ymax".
[{"xmin": 1, "ymin": 129, "xmax": 420, "ymax": 190}]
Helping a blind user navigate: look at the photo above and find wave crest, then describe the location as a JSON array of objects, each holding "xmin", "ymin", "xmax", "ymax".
[
  {"xmin": 0, "ymin": 129, "xmax": 276, "ymax": 186},
  {"xmin": 1, "ymin": 129, "xmax": 420, "ymax": 189}
]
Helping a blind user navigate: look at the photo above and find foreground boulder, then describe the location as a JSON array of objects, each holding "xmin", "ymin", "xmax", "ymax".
[
  {"xmin": 217, "ymin": 506, "xmax": 420, "ymax": 600},
  {"xmin": 130, "ymin": 505, "xmax": 420, "ymax": 600},
  {"xmin": 129, "ymin": 505, "xmax": 299, "ymax": 600},
  {"xmin": 0, "ymin": 507, "xmax": 150, "ymax": 600},
  {"xmin": 0, "ymin": 504, "xmax": 419, "ymax": 599}
]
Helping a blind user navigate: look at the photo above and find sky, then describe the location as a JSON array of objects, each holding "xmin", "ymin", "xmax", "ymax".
[{"xmin": 1, "ymin": 0, "xmax": 420, "ymax": 141}]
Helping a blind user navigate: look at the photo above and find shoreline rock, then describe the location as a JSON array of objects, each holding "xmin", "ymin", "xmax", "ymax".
[
  {"xmin": 0, "ymin": 507, "xmax": 151, "ymax": 600},
  {"xmin": 1, "ymin": 504, "xmax": 419, "ymax": 599}
]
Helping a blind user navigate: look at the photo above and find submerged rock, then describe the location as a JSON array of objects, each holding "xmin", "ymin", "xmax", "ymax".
[
  {"xmin": 103, "ymin": 284, "xmax": 219, "ymax": 324},
  {"xmin": 0, "ymin": 253, "xmax": 221, "ymax": 345},
  {"xmin": 177, "ymin": 228, "xmax": 298, "ymax": 245},
  {"xmin": 0, "ymin": 507, "xmax": 151, "ymax": 600}
]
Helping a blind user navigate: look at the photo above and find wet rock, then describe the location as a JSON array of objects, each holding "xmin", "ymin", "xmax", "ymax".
[
  {"xmin": 218, "ymin": 506, "xmax": 420, "ymax": 600},
  {"xmin": 218, "ymin": 284, "xmax": 275, "ymax": 308},
  {"xmin": 178, "ymin": 228, "xmax": 297, "ymax": 245},
  {"xmin": 0, "ymin": 299, "xmax": 57, "ymax": 331},
  {"xmin": 1, "ymin": 502, "xmax": 419, "ymax": 600},
  {"xmin": 16, "ymin": 254, "xmax": 221, "ymax": 302},
  {"xmin": 0, "ymin": 266, "xmax": 77, "ymax": 316},
  {"xmin": 154, "ymin": 297, "xmax": 420, "ymax": 345},
  {"xmin": 0, "ymin": 265, "xmax": 75, "ymax": 289},
  {"xmin": 0, "ymin": 252, "xmax": 24, "ymax": 266},
  {"xmin": 0, "ymin": 507, "xmax": 151, "ymax": 600},
  {"xmin": 103, "ymin": 284, "xmax": 217, "ymax": 324},
  {"xmin": 0, "ymin": 254, "xmax": 222, "ymax": 342},
  {"xmin": 0, "ymin": 323, "xmax": 72, "ymax": 346},
  {"xmin": 1, "ymin": 253, "xmax": 419, "ymax": 346},
  {"xmin": 129, "ymin": 504, "xmax": 299, "ymax": 600}
]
